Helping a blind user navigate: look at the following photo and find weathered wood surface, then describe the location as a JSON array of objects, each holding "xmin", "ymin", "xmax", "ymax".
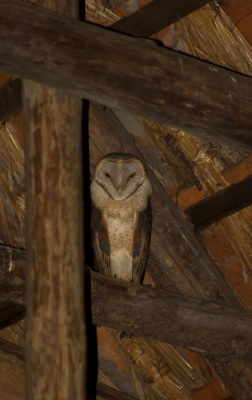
[
  {"xmin": 185, "ymin": 174, "xmax": 252, "ymax": 230},
  {"xmin": 0, "ymin": 338, "xmax": 135, "ymax": 400},
  {"xmin": 0, "ymin": 0, "xmax": 252, "ymax": 151},
  {"xmin": 89, "ymin": 105, "xmax": 242, "ymax": 307},
  {"xmin": 110, "ymin": 0, "xmax": 211, "ymax": 37},
  {"xmin": 23, "ymin": 85, "xmax": 86, "ymax": 398},
  {"xmin": 1, "ymin": 249, "xmax": 252, "ymax": 365},
  {"xmin": 0, "ymin": 338, "xmax": 25, "ymax": 400},
  {"xmin": 23, "ymin": 0, "xmax": 86, "ymax": 399},
  {"xmin": 91, "ymin": 271, "xmax": 252, "ymax": 366}
]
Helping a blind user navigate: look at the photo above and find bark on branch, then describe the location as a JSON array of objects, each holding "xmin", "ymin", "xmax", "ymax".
[
  {"xmin": 91, "ymin": 271, "xmax": 252, "ymax": 367},
  {"xmin": 0, "ymin": 0, "xmax": 252, "ymax": 151},
  {"xmin": 1, "ymin": 246, "xmax": 252, "ymax": 366}
]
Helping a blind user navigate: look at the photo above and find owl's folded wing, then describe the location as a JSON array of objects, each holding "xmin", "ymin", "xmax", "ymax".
[
  {"xmin": 132, "ymin": 196, "xmax": 152, "ymax": 284},
  {"xmin": 91, "ymin": 201, "xmax": 111, "ymax": 276}
]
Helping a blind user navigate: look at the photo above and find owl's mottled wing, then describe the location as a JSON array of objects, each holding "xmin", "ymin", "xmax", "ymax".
[
  {"xmin": 91, "ymin": 201, "xmax": 111, "ymax": 276},
  {"xmin": 132, "ymin": 197, "xmax": 152, "ymax": 284}
]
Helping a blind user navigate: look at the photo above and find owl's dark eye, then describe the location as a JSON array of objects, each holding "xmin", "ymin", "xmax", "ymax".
[
  {"xmin": 130, "ymin": 173, "xmax": 135, "ymax": 178},
  {"xmin": 105, "ymin": 172, "xmax": 110, "ymax": 178}
]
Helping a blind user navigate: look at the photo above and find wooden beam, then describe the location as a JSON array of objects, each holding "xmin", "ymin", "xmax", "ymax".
[
  {"xmin": 0, "ymin": 338, "xmax": 136, "ymax": 400},
  {"xmin": 185, "ymin": 174, "xmax": 252, "ymax": 230},
  {"xmin": 23, "ymin": 1, "xmax": 86, "ymax": 399},
  {"xmin": 111, "ymin": 0, "xmax": 211, "ymax": 37},
  {"xmin": 90, "ymin": 271, "xmax": 252, "ymax": 366},
  {"xmin": 1, "ymin": 251, "xmax": 252, "ymax": 366},
  {"xmin": 0, "ymin": 0, "xmax": 252, "ymax": 151}
]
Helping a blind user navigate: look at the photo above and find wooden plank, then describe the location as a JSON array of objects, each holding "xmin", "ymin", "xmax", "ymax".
[
  {"xmin": 23, "ymin": 1, "xmax": 86, "ymax": 399},
  {"xmin": 185, "ymin": 174, "xmax": 252, "ymax": 230},
  {"xmin": 0, "ymin": 0, "xmax": 252, "ymax": 151},
  {"xmin": 0, "ymin": 339, "xmax": 136, "ymax": 400},
  {"xmin": 111, "ymin": 0, "xmax": 211, "ymax": 37}
]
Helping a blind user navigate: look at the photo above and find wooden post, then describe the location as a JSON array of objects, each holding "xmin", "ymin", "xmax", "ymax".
[{"xmin": 22, "ymin": 1, "xmax": 86, "ymax": 399}]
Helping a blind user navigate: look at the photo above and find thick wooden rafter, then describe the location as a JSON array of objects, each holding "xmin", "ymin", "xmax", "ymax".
[
  {"xmin": 1, "ymin": 254, "xmax": 252, "ymax": 366},
  {"xmin": 22, "ymin": 0, "xmax": 86, "ymax": 399},
  {"xmin": 92, "ymin": 272, "xmax": 252, "ymax": 366},
  {"xmin": 110, "ymin": 0, "xmax": 211, "ymax": 37},
  {"xmin": 185, "ymin": 174, "xmax": 252, "ymax": 230},
  {"xmin": 0, "ymin": 0, "xmax": 252, "ymax": 151}
]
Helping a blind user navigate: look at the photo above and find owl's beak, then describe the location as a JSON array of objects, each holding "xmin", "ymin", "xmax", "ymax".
[{"xmin": 118, "ymin": 186, "xmax": 122, "ymax": 196}]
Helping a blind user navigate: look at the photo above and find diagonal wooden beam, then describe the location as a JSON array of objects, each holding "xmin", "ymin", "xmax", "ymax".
[
  {"xmin": 110, "ymin": 0, "xmax": 212, "ymax": 37},
  {"xmin": 90, "ymin": 105, "xmax": 242, "ymax": 307},
  {"xmin": 185, "ymin": 174, "xmax": 252, "ymax": 230},
  {"xmin": 0, "ymin": 0, "xmax": 252, "ymax": 151}
]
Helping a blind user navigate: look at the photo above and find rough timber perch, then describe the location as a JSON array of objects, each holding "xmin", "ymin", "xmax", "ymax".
[
  {"xmin": 1, "ymin": 248, "xmax": 252, "ymax": 367},
  {"xmin": 0, "ymin": 0, "xmax": 252, "ymax": 151}
]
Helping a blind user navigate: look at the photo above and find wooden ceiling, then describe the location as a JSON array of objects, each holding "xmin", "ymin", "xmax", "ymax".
[{"xmin": 0, "ymin": 0, "xmax": 252, "ymax": 399}]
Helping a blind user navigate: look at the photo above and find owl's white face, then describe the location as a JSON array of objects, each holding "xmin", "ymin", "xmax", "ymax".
[{"xmin": 95, "ymin": 159, "xmax": 145, "ymax": 201}]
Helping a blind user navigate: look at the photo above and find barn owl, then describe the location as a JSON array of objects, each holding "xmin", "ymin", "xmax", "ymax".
[{"xmin": 91, "ymin": 153, "xmax": 152, "ymax": 284}]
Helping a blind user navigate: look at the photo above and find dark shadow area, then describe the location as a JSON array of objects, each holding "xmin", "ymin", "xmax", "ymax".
[{"xmin": 81, "ymin": 98, "xmax": 98, "ymax": 398}]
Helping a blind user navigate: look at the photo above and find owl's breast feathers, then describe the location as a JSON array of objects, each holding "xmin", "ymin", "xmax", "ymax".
[
  {"xmin": 132, "ymin": 196, "xmax": 152, "ymax": 283},
  {"xmin": 91, "ymin": 172, "xmax": 152, "ymax": 283}
]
